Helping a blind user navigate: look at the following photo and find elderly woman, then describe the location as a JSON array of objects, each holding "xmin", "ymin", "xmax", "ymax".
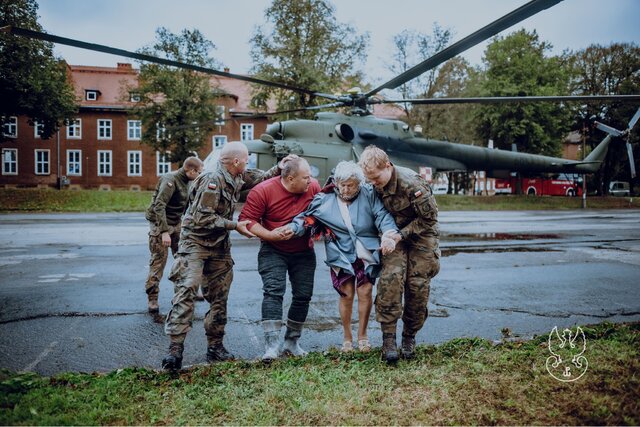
[{"xmin": 286, "ymin": 161, "xmax": 399, "ymax": 352}]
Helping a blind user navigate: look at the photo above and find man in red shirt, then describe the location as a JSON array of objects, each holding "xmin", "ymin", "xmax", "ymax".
[{"xmin": 239, "ymin": 157, "xmax": 321, "ymax": 361}]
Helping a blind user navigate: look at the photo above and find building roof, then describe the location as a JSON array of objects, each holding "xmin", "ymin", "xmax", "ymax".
[
  {"xmin": 70, "ymin": 63, "xmax": 138, "ymax": 108},
  {"xmin": 68, "ymin": 62, "xmax": 407, "ymax": 120}
]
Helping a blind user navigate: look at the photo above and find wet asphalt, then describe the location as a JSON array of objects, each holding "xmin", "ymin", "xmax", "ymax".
[{"xmin": 0, "ymin": 209, "xmax": 639, "ymax": 375}]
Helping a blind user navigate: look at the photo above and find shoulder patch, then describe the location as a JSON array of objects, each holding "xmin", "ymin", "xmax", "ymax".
[
  {"xmin": 414, "ymin": 190, "xmax": 422, "ymax": 198},
  {"xmin": 167, "ymin": 182, "xmax": 173, "ymax": 188},
  {"xmin": 208, "ymin": 183, "xmax": 217, "ymax": 190}
]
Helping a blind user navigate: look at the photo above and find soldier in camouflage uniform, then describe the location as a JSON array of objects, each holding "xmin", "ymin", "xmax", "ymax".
[
  {"xmin": 162, "ymin": 143, "xmax": 289, "ymax": 370},
  {"xmin": 359, "ymin": 146, "xmax": 440, "ymax": 364},
  {"xmin": 144, "ymin": 156, "xmax": 203, "ymax": 313}
]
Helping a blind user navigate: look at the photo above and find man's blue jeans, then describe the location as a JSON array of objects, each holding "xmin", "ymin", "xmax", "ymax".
[{"xmin": 258, "ymin": 242, "xmax": 316, "ymax": 324}]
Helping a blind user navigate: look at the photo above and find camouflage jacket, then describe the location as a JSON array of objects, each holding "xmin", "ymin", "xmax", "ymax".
[
  {"xmin": 180, "ymin": 162, "xmax": 280, "ymax": 249},
  {"xmin": 145, "ymin": 168, "xmax": 190, "ymax": 233},
  {"xmin": 376, "ymin": 165, "xmax": 439, "ymax": 241}
]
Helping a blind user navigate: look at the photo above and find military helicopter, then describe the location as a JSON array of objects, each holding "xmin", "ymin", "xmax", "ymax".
[{"xmin": 5, "ymin": 0, "xmax": 640, "ymax": 186}]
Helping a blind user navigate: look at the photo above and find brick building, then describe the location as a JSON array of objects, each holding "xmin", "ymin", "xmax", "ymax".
[{"xmin": 1, "ymin": 63, "xmax": 271, "ymax": 190}]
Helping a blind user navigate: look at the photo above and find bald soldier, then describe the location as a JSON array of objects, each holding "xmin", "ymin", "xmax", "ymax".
[
  {"xmin": 359, "ymin": 146, "xmax": 440, "ymax": 364},
  {"xmin": 144, "ymin": 156, "xmax": 203, "ymax": 313},
  {"xmin": 162, "ymin": 142, "xmax": 293, "ymax": 370}
]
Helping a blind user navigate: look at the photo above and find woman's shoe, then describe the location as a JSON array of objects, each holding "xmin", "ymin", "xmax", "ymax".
[
  {"xmin": 358, "ymin": 338, "xmax": 371, "ymax": 352},
  {"xmin": 341, "ymin": 341, "xmax": 354, "ymax": 352}
]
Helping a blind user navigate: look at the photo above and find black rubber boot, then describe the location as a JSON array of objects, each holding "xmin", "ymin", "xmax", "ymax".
[
  {"xmin": 161, "ymin": 342, "xmax": 184, "ymax": 371},
  {"xmin": 206, "ymin": 344, "xmax": 234, "ymax": 362},
  {"xmin": 401, "ymin": 335, "xmax": 416, "ymax": 360},
  {"xmin": 382, "ymin": 332, "xmax": 399, "ymax": 365}
]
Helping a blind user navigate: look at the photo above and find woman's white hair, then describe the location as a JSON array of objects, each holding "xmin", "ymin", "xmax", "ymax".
[{"xmin": 333, "ymin": 161, "xmax": 364, "ymax": 184}]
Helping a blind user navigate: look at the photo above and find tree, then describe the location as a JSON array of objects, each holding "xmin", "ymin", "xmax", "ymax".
[
  {"xmin": 413, "ymin": 57, "xmax": 483, "ymax": 145},
  {"xmin": 475, "ymin": 29, "xmax": 573, "ymax": 157},
  {"xmin": 249, "ymin": 0, "xmax": 369, "ymax": 117},
  {"xmin": 570, "ymin": 43, "xmax": 640, "ymax": 194},
  {"xmin": 0, "ymin": 0, "xmax": 77, "ymax": 141},
  {"xmin": 131, "ymin": 28, "xmax": 222, "ymax": 164},
  {"xmin": 386, "ymin": 25, "xmax": 452, "ymax": 122}
]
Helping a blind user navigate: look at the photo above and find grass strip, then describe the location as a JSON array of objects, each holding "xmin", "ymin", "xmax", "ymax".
[
  {"xmin": 1, "ymin": 321, "xmax": 638, "ymax": 425},
  {"xmin": 0, "ymin": 189, "xmax": 637, "ymax": 212}
]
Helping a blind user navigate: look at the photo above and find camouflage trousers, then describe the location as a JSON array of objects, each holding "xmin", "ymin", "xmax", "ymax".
[
  {"xmin": 144, "ymin": 223, "xmax": 180, "ymax": 298},
  {"xmin": 376, "ymin": 236, "xmax": 440, "ymax": 336},
  {"xmin": 164, "ymin": 242, "xmax": 234, "ymax": 346}
]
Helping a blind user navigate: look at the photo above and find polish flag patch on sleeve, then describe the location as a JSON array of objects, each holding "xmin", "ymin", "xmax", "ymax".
[
  {"xmin": 208, "ymin": 183, "xmax": 217, "ymax": 190},
  {"xmin": 414, "ymin": 190, "xmax": 423, "ymax": 198}
]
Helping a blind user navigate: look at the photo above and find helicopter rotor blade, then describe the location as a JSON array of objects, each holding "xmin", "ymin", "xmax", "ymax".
[
  {"xmin": 626, "ymin": 142, "xmax": 636, "ymax": 178},
  {"xmin": 2, "ymin": 25, "xmax": 322, "ymax": 97},
  {"xmin": 625, "ymin": 107, "xmax": 640, "ymax": 178},
  {"xmin": 628, "ymin": 107, "xmax": 640, "ymax": 130},
  {"xmin": 594, "ymin": 122, "xmax": 624, "ymax": 138},
  {"xmin": 372, "ymin": 95, "xmax": 640, "ymax": 105},
  {"xmin": 224, "ymin": 102, "xmax": 346, "ymax": 119},
  {"xmin": 365, "ymin": 0, "xmax": 563, "ymax": 98}
]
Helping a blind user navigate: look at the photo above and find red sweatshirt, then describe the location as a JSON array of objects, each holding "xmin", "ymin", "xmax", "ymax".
[{"xmin": 239, "ymin": 176, "xmax": 321, "ymax": 253}]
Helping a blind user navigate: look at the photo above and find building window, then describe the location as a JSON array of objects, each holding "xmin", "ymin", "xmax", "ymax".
[
  {"xmin": 34, "ymin": 121, "xmax": 45, "ymax": 138},
  {"xmin": 98, "ymin": 119, "xmax": 112, "ymax": 140},
  {"xmin": 128, "ymin": 120, "xmax": 141, "ymax": 140},
  {"xmin": 128, "ymin": 150, "xmax": 142, "ymax": 176},
  {"xmin": 86, "ymin": 90, "xmax": 98, "ymax": 101},
  {"xmin": 2, "ymin": 148, "xmax": 18, "ymax": 175},
  {"xmin": 156, "ymin": 123, "xmax": 168, "ymax": 141},
  {"xmin": 213, "ymin": 135, "xmax": 227, "ymax": 149},
  {"xmin": 156, "ymin": 151, "xmax": 171, "ymax": 176},
  {"xmin": 67, "ymin": 150, "xmax": 82, "ymax": 176},
  {"xmin": 66, "ymin": 119, "xmax": 82, "ymax": 139},
  {"xmin": 97, "ymin": 150, "xmax": 112, "ymax": 176},
  {"xmin": 214, "ymin": 105, "xmax": 225, "ymax": 126},
  {"xmin": 35, "ymin": 149, "xmax": 50, "ymax": 175},
  {"xmin": 2, "ymin": 116, "xmax": 18, "ymax": 138},
  {"xmin": 240, "ymin": 123, "xmax": 254, "ymax": 141}
]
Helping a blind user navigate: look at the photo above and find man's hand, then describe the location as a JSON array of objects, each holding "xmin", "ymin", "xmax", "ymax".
[
  {"xmin": 271, "ymin": 225, "xmax": 295, "ymax": 241},
  {"xmin": 278, "ymin": 154, "xmax": 300, "ymax": 170},
  {"xmin": 236, "ymin": 220, "xmax": 256, "ymax": 238},
  {"xmin": 161, "ymin": 232, "xmax": 171, "ymax": 247}
]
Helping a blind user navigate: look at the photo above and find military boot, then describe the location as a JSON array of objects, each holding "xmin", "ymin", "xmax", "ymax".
[
  {"xmin": 206, "ymin": 344, "xmax": 234, "ymax": 362},
  {"xmin": 281, "ymin": 319, "xmax": 308, "ymax": 357},
  {"xmin": 161, "ymin": 342, "xmax": 184, "ymax": 371},
  {"xmin": 147, "ymin": 296, "xmax": 159, "ymax": 313},
  {"xmin": 382, "ymin": 332, "xmax": 399, "ymax": 365},
  {"xmin": 262, "ymin": 320, "xmax": 282, "ymax": 362},
  {"xmin": 401, "ymin": 335, "xmax": 416, "ymax": 360}
]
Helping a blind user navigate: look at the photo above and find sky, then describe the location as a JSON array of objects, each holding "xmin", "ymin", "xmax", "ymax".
[{"xmin": 35, "ymin": 0, "xmax": 640, "ymax": 91}]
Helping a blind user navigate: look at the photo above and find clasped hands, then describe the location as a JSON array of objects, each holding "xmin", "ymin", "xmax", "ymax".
[{"xmin": 380, "ymin": 230, "xmax": 401, "ymax": 255}]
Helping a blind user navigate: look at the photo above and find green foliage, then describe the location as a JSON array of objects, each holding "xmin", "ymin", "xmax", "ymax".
[
  {"xmin": 131, "ymin": 28, "xmax": 222, "ymax": 164},
  {"xmin": 0, "ymin": 322, "xmax": 638, "ymax": 425},
  {"xmin": 570, "ymin": 43, "xmax": 640, "ymax": 193},
  {"xmin": 415, "ymin": 57, "xmax": 483, "ymax": 145},
  {"xmin": 249, "ymin": 0, "xmax": 369, "ymax": 117},
  {"xmin": 475, "ymin": 30, "xmax": 573, "ymax": 156},
  {"xmin": 0, "ymin": 0, "xmax": 77, "ymax": 141}
]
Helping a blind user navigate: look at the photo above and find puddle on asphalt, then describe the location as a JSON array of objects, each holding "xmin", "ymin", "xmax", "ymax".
[
  {"xmin": 443, "ymin": 233, "xmax": 562, "ymax": 241},
  {"xmin": 442, "ymin": 247, "xmax": 562, "ymax": 257}
]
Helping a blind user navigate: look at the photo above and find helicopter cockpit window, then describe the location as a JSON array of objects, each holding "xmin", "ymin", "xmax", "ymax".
[{"xmin": 335, "ymin": 123, "xmax": 354, "ymax": 142}]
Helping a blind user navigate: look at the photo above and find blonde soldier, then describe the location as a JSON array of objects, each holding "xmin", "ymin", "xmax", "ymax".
[
  {"xmin": 359, "ymin": 146, "xmax": 440, "ymax": 364},
  {"xmin": 162, "ymin": 143, "xmax": 293, "ymax": 370},
  {"xmin": 144, "ymin": 156, "xmax": 203, "ymax": 313}
]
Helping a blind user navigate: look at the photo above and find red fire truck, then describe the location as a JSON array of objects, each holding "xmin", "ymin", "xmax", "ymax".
[{"xmin": 495, "ymin": 175, "xmax": 582, "ymax": 196}]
